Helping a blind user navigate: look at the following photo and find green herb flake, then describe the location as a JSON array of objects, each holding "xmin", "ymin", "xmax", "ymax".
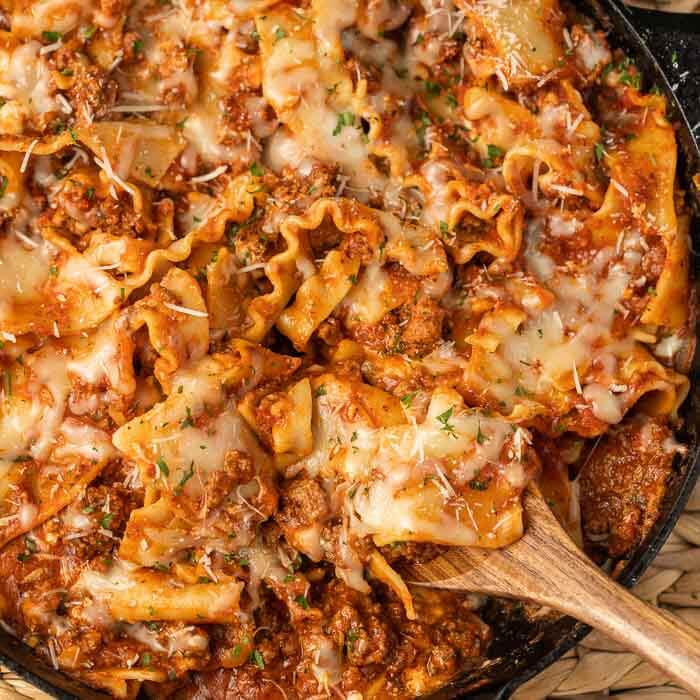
[
  {"xmin": 594, "ymin": 142, "xmax": 605, "ymax": 162},
  {"xmin": 476, "ymin": 422, "xmax": 488, "ymax": 445},
  {"xmin": 49, "ymin": 265, "xmax": 58, "ymax": 276},
  {"xmin": 133, "ymin": 39, "xmax": 145, "ymax": 54},
  {"xmin": 315, "ymin": 385, "xmax": 327, "ymax": 397},
  {"xmin": 176, "ymin": 462, "xmax": 195, "ymax": 493},
  {"xmin": 100, "ymin": 512, "xmax": 114, "ymax": 530},
  {"xmin": 250, "ymin": 649, "xmax": 265, "ymax": 669},
  {"xmin": 424, "ymin": 80, "xmax": 441, "ymax": 97},
  {"xmin": 180, "ymin": 406, "xmax": 194, "ymax": 428},
  {"xmin": 295, "ymin": 594, "xmax": 310, "ymax": 609},
  {"xmin": 436, "ymin": 406, "xmax": 457, "ymax": 438},
  {"xmin": 140, "ymin": 653, "xmax": 151, "ymax": 667},
  {"xmin": 273, "ymin": 26, "xmax": 287, "ymax": 42},
  {"xmin": 42, "ymin": 31, "xmax": 62, "ymax": 42},
  {"xmin": 400, "ymin": 391, "xmax": 417, "ymax": 408},
  {"xmin": 468, "ymin": 476, "xmax": 491, "ymax": 491},
  {"xmin": 249, "ymin": 162, "xmax": 263, "ymax": 177},
  {"xmin": 156, "ymin": 457, "xmax": 169, "ymax": 477},
  {"xmin": 483, "ymin": 143, "xmax": 504, "ymax": 168},
  {"xmin": 333, "ymin": 111, "xmax": 355, "ymax": 136},
  {"xmin": 0, "ymin": 175, "xmax": 8, "ymax": 199}
]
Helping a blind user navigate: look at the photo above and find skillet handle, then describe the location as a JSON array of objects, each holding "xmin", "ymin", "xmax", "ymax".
[{"xmin": 619, "ymin": 5, "xmax": 700, "ymax": 130}]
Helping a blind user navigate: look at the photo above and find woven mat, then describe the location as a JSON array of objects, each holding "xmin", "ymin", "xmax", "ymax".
[{"xmin": 0, "ymin": 481, "xmax": 698, "ymax": 699}]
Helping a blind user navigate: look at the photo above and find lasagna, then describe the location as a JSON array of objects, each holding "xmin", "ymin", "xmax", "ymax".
[{"xmin": 0, "ymin": 0, "xmax": 692, "ymax": 696}]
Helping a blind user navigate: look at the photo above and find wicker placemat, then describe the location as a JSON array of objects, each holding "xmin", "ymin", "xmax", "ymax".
[
  {"xmin": 0, "ymin": 481, "xmax": 698, "ymax": 699},
  {"xmin": 512, "ymin": 480, "xmax": 700, "ymax": 700}
]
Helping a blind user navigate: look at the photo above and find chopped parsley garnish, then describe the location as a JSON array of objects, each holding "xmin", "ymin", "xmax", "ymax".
[
  {"xmin": 446, "ymin": 93, "xmax": 458, "ymax": 109},
  {"xmin": 468, "ymin": 476, "xmax": 491, "ymax": 491},
  {"xmin": 594, "ymin": 142, "xmax": 605, "ymax": 162},
  {"xmin": 439, "ymin": 220, "xmax": 449, "ymax": 237},
  {"xmin": 476, "ymin": 422, "xmax": 488, "ymax": 445},
  {"xmin": 133, "ymin": 39, "xmax": 144, "ymax": 54},
  {"xmin": 49, "ymin": 265, "xmax": 58, "ymax": 276},
  {"xmin": 413, "ymin": 33, "xmax": 424, "ymax": 45},
  {"xmin": 175, "ymin": 462, "xmax": 195, "ymax": 493},
  {"xmin": 295, "ymin": 594, "xmax": 310, "ymax": 609},
  {"xmin": 100, "ymin": 512, "xmax": 114, "ymax": 530},
  {"xmin": 483, "ymin": 144, "xmax": 504, "ymax": 168},
  {"xmin": 514, "ymin": 384, "xmax": 532, "ymax": 397},
  {"xmin": 85, "ymin": 186, "xmax": 95, "ymax": 200},
  {"xmin": 400, "ymin": 391, "xmax": 417, "ymax": 408},
  {"xmin": 424, "ymin": 80, "xmax": 441, "ymax": 97},
  {"xmin": 348, "ymin": 273, "xmax": 358, "ymax": 285},
  {"xmin": 333, "ymin": 111, "xmax": 355, "ymax": 136},
  {"xmin": 140, "ymin": 653, "xmax": 151, "ymax": 667},
  {"xmin": 250, "ymin": 162, "xmax": 263, "ymax": 177},
  {"xmin": 250, "ymin": 649, "xmax": 265, "ymax": 669},
  {"xmin": 619, "ymin": 69, "xmax": 641, "ymax": 89},
  {"xmin": 180, "ymin": 406, "xmax": 194, "ymax": 428},
  {"xmin": 82, "ymin": 25, "xmax": 96, "ymax": 39},
  {"xmin": 415, "ymin": 111, "xmax": 431, "ymax": 149},
  {"xmin": 0, "ymin": 175, "xmax": 8, "ymax": 199},
  {"xmin": 273, "ymin": 26, "xmax": 287, "ymax": 42},
  {"xmin": 315, "ymin": 385, "xmax": 327, "ymax": 397},
  {"xmin": 436, "ymin": 406, "xmax": 457, "ymax": 438},
  {"xmin": 156, "ymin": 457, "xmax": 169, "ymax": 477},
  {"xmin": 42, "ymin": 31, "xmax": 62, "ymax": 42}
]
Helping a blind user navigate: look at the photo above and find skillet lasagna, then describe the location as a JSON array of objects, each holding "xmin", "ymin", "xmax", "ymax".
[{"xmin": 0, "ymin": 0, "xmax": 693, "ymax": 695}]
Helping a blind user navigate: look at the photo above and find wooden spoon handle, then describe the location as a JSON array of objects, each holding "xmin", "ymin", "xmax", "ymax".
[
  {"xmin": 552, "ymin": 555, "xmax": 700, "ymax": 697},
  {"xmin": 408, "ymin": 488, "xmax": 700, "ymax": 697}
]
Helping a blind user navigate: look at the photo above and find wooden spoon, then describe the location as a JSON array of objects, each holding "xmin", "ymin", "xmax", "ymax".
[{"xmin": 406, "ymin": 485, "xmax": 700, "ymax": 698}]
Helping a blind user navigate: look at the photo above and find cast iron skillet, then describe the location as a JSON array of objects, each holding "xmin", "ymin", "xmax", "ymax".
[{"xmin": 1, "ymin": 1, "xmax": 699, "ymax": 698}]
